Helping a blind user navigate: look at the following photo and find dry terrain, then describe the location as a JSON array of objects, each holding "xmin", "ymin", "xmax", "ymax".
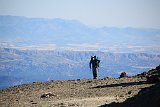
[{"xmin": 0, "ymin": 76, "xmax": 157, "ymax": 107}]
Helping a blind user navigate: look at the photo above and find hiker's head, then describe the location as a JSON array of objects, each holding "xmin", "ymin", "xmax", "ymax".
[{"xmin": 93, "ymin": 56, "xmax": 96, "ymax": 60}]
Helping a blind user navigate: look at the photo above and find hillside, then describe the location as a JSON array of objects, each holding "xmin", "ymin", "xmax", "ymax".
[{"xmin": 0, "ymin": 66, "xmax": 160, "ymax": 107}]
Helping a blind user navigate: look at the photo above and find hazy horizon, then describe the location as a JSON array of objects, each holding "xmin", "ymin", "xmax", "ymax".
[{"xmin": 0, "ymin": 0, "xmax": 160, "ymax": 28}]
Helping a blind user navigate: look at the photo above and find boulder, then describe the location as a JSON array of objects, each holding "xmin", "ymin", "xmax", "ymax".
[
  {"xmin": 41, "ymin": 92, "xmax": 55, "ymax": 98},
  {"xmin": 119, "ymin": 72, "xmax": 127, "ymax": 78}
]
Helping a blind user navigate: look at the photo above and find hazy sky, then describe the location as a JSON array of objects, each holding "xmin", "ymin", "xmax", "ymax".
[{"xmin": 0, "ymin": 0, "xmax": 160, "ymax": 28}]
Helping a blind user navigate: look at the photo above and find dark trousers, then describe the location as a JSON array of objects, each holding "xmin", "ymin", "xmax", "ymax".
[{"xmin": 92, "ymin": 67, "xmax": 98, "ymax": 79}]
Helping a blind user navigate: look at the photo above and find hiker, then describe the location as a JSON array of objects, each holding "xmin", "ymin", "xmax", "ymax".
[{"xmin": 89, "ymin": 56, "xmax": 100, "ymax": 79}]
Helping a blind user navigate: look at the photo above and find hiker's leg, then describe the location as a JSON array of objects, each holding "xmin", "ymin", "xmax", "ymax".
[
  {"xmin": 94, "ymin": 68, "xmax": 98, "ymax": 79},
  {"xmin": 93, "ymin": 67, "xmax": 97, "ymax": 79},
  {"xmin": 95, "ymin": 68, "xmax": 98, "ymax": 79},
  {"xmin": 92, "ymin": 68, "xmax": 95, "ymax": 79}
]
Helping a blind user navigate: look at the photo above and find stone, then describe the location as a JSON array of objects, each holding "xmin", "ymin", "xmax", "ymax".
[
  {"xmin": 41, "ymin": 92, "xmax": 55, "ymax": 98},
  {"xmin": 119, "ymin": 72, "xmax": 127, "ymax": 78},
  {"xmin": 128, "ymin": 91, "xmax": 132, "ymax": 94}
]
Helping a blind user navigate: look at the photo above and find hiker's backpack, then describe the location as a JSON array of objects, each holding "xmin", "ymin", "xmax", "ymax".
[{"xmin": 96, "ymin": 57, "xmax": 100, "ymax": 67}]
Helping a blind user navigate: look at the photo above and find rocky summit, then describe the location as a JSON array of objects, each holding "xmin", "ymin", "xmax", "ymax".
[{"xmin": 0, "ymin": 66, "xmax": 160, "ymax": 107}]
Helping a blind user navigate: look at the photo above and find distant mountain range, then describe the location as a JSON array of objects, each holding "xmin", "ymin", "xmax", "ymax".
[
  {"xmin": 0, "ymin": 15, "xmax": 160, "ymax": 89},
  {"xmin": 0, "ymin": 15, "xmax": 160, "ymax": 53}
]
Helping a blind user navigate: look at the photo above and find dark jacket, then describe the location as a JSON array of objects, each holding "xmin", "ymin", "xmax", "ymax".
[{"xmin": 90, "ymin": 59, "xmax": 100, "ymax": 68}]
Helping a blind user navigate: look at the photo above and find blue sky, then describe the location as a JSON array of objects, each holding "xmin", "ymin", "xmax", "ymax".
[{"xmin": 0, "ymin": 0, "xmax": 160, "ymax": 28}]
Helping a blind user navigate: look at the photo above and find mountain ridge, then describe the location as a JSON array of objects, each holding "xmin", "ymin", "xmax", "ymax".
[
  {"xmin": 1, "ymin": 15, "xmax": 160, "ymax": 53},
  {"xmin": 0, "ymin": 66, "xmax": 159, "ymax": 107}
]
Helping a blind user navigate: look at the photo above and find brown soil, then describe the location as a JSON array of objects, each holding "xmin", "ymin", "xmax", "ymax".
[{"xmin": 0, "ymin": 77, "xmax": 155, "ymax": 107}]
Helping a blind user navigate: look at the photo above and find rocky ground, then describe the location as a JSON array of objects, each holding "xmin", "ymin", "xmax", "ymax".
[{"xmin": 0, "ymin": 66, "xmax": 160, "ymax": 107}]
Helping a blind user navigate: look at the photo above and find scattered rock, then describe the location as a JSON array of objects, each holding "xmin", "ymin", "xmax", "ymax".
[
  {"xmin": 86, "ymin": 80, "xmax": 92, "ymax": 83},
  {"xmin": 32, "ymin": 81, "xmax": 41, "ymax": 84},
  {"xmin": 41, "ymin": 92, "xmax": 56, "ymax": 98},
  {"xmin": 120, "ymin": 95, "xmax": 124, "ymax": 97},
  {"xmin": 58, "ymin": 103, "xmax": 67, "ymax": 107},
  {"xmin": 32, "ymin": 102, "xmax": 37, "ymax": 105},
  {"xmin": 103, "ymin": 76, "xmax": 113, "ymax": 80},
  {"xmin": 119, "ymin": 72, "xmax": 127, "ymax": 78},
  {"xmin": 137, "ymin": 72, "xmax": 147, "ymax": 77},
  {"xmin": 68, "ymin": 103, "xmax": 79, "ymax": 106},
  {"xmin": 128, "ymin": 91, "xmax": 132, "ymax": 94}
]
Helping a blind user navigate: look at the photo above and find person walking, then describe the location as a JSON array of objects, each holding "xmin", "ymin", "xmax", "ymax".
[{"xmin": 89, "ymin": 56, "xmax": 100, "ymax": 79}]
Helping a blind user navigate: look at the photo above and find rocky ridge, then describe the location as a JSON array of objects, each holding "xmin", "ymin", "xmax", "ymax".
[{"xmin": 0, "ymin": 65, "xmax": 160, "ymax": 107}]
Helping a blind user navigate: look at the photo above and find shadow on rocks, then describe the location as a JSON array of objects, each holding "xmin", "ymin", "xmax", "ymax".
[
  {"xmin": 93, "ymin": 81, "xmax": 148, "ymax": 88},
  {"xmin": 99, "ymin": 83, "xmax": 160, "ymax": 107}
]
